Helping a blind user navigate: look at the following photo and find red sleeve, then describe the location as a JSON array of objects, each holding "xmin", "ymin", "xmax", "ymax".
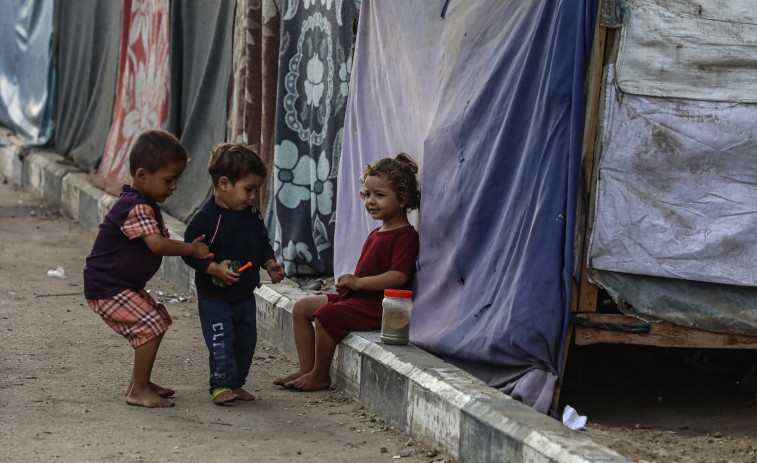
[{"xmin": 389, "ymin": 227, "xmax": 420, "ymax": 276}]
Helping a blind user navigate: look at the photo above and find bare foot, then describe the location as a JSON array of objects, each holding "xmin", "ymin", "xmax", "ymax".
[
  {"xmin": 212, "ymin": 389, "xmax": 236, "ymax": 405},
  {"xmin": 273, "ymin": 370, "xmax": 306, "ymax": 387},
  {"xmin": 233, "ymin": 388, "xmax": 255, "ymax": 401},
  {"xmin": 125, "ymin": 389, "xmax": 175, "ymax": 408},
  {"xmin": 126, "ymin": 381, "xmax": 175, "ymax": 398},
  {"xmin": 285, "ymin": 372, "xmax": 331, "ymax": 391}
]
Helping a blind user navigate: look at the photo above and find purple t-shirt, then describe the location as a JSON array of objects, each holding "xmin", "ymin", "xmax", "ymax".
[{"xmin": 83, "ymin": 186, "xmax": 167, "ymax": 299}]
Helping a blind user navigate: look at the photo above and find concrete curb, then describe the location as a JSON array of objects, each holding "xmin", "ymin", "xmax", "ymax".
[{"xmin": 0, "ymin": 136, "xmax": 630, "ymax": 463}]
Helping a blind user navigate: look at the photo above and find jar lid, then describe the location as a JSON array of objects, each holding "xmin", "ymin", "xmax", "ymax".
[{"xmin": 384, "ymin": 289, "xmax": 413, "ymax": 298}]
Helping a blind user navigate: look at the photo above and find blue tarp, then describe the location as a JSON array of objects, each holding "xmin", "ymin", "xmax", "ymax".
[
  {"xmin": 0, "ymin": 0, "xmax": 54, "ymax": 145},
  {"xmin": 337, "ymin": 0, "xmax": 596, "ymax": 411}
]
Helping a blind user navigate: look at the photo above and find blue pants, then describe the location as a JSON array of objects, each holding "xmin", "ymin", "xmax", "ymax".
[{"xmin": 198, "ymin": 296, "xmax": 257, "ymax": 394}]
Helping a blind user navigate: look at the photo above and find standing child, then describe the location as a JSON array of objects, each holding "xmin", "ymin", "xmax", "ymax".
[
  {"xmin": 84, "ymin": 129, "xmax": 213, "ymax": 408},
  {"xmin": 274, "ymin": 152, "xmax": 421, "ymax": 391},
  {"xmin": 182, "ymin": 143, "xmax": 285, "ymax": 405}
]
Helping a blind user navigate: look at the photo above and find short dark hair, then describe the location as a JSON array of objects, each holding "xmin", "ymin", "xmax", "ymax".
[
  {"xmin": 360, "ymin": 152, "xmax": 421, "ymax": 211},
  {"xmin": 128, "ymin": 130, "xmax": 188, "ymax": 176},
  {"xmin": 208, "ymin": 143, "xmax": 267, "ymax": 187}
]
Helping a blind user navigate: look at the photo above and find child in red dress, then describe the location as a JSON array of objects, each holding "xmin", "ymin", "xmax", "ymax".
[{"xmin": 274, "ymin": 153, "xmax": 421, "ymax": 391}]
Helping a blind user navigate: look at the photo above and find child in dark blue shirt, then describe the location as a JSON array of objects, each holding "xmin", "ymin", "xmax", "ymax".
[{"xmin": 183, "ymin": 143, "xmax": 285, "ymax": 405}]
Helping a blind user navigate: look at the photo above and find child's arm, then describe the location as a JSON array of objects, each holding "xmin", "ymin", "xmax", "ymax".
[
  {"xmin": 263, "ymin": 258, "xmax": 285, "ymax": 284},
  {"xmin": 335, "ymin": 270, "xmax": 408, "ymax": 296},
  {"xmin": 144, "ymin": 233, "xmax": 213, "ymax": 258}
]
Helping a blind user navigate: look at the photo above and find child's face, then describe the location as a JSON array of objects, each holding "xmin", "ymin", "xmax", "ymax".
[
  {"xmin": 214, "ymin": 173, "xmax": 264, "ymax": 211},
  {"xmin": 362, "ymin": 174, "xmax": 405, "ymax": 224},
  {"xmin": 133, "ymin": 160, "xmax": 187, "ymax": 203}
]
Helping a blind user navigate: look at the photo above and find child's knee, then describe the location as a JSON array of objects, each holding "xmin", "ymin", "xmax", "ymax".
[
  {"xmin": 292, "ymin": 295, "xmax": 323, "ymax": 319},
  {"xmin": 292, "ymin": 299, "xmax": 310, "ymax": 318}
]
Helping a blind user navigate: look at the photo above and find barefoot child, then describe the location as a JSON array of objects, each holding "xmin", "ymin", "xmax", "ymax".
[
  {"xmin": 275, "ymin": 153, "xmax": 421, "ymax": 391},
  {"xmin": 84, "ymin": 129, "xmax": 213, "ymax": 408},
  {"xmin": 183, "ymin": 143, "xmax": 285, "ymax": 405}
]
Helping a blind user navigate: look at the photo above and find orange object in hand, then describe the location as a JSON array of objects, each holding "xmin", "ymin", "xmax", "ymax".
[{"xmin": 237, "ymin": 261, "xmax": 252, "ymax": 272}]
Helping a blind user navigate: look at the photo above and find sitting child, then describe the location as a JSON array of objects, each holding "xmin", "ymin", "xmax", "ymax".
[{"xmin": 274, "ymin": 152, "xmax": 421, "ymax": 391}]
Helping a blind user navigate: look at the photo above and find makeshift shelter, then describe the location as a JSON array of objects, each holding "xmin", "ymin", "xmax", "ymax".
[
  {"xmin": 3, "ymin": 0, "xmax": 755, "ymax": 416},
  {"xmin": 574, "ymin": 0, "xmax": 757, "ymax": 342}
]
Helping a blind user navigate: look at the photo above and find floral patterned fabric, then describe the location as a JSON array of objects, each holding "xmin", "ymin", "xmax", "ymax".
[
  {"xmin": 97, "ymin": 0, "xmax": 170, "ymax": 192},
  {"xmin": 227, "ymin": 0, "xmax": 281, "ymax": 213},
  {"xmin": 269, "ymin": 0, "xmax": 360, "ymax": 276}
]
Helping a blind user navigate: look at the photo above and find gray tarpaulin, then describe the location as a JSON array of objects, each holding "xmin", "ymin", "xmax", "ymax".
[
  {"xmin": 589, "ymin": 66, "xmax": 757, "ymax": 287},
  {"xmin": 163, "ymin": 1, "xmax": 236, "ymax": 222},
  {"xmin": 588, "ymin": 65, "xmax": 757, "ymax": 334},
  {"xmin": 53, "ymin": 1, "xmax": 122, "ymax": 170},
  {"xmin": 616, "ymin": 0, "xmax": 757, "ymax": 103},
  {"xmin": 590, "ymin": 269, "xmax": 757, "ymax": 335}
]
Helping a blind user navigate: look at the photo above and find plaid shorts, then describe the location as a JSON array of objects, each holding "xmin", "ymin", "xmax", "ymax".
[{"xmin": 87, "ymin": 289, "xmax": 172, "ymax": 349}]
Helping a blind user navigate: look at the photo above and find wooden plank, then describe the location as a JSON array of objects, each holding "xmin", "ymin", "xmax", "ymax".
[
  {"xmin": 575, "ymin": 24, "xmax": 610, "ymax": 315},
  {"xmin": 556, "ymin": 20, "xmax": 609, "ymax": 408},
  {"xmin": 573, "ymin": 313, "xmax": 757, "ymax": 349}
]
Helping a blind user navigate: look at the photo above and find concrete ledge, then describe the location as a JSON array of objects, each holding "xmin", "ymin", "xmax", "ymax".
[
  {"xmin": 254, "ymin": 285, "xmax": 629, "ymax": 463},
  {"xmin": 0, "ymin": 135, "xmax": 631, "ymax": 463}
]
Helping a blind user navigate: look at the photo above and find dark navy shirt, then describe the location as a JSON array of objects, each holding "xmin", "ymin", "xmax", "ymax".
[{"xmin": 182, "ymin": 196, "xmax": 275, "ymax": 300}]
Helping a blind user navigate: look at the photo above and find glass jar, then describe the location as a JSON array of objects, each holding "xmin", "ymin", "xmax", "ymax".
[{"xmin": 380, "ymin": 289, "xmax": 413, "ymax": 345}]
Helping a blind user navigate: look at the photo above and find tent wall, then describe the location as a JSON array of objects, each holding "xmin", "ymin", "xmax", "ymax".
[
  {"xmin": 267, "ymin": 0, "xmax": 360, "ymax": 276},
  {"xmin": 586, "ymin": 0, "xmax": 757, "ymax": 336},
  {"xmin": 163, "ymin": 0, "xmax": 236, "ymax": 222},
  {"xmin": 53, "ymin": 1, "xmax": 122, "ymax": 171},
  {"xmin": 0, "ymin": 1, "xmax": 54, "ymax": 145},
  {"xmin": 615, "ymin": 0, "xmax": 757, "ymax": 103},
  {"xmin": 337, "ymin": 0, "xmax": 597, "ymax": 412},
  {"xmin": 96, "ymin": 0, "xmax": 171, "ymax": 194},
  {"xmin": 226, "ymin": 0, "xmax": 281, "ymax": 213},
  {"xmin": 589, "ymin": 66, "xmax": 757, "ymax": 287}
]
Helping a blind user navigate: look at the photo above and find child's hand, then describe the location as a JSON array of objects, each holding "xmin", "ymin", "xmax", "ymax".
[
  {"xmin": 210, "ymin": 260, "xmax": 240, "ymax": 286},
  {"xmin": 190, "ymin": 234, "xmax": 213, "ymax": 259},
  {"xmin": 335, "ymin": 274, "xmax": 359, "ymax": 296},
  {"xmin": 265, "ymin": 260, "xmax": 285, "ymax": 284}
]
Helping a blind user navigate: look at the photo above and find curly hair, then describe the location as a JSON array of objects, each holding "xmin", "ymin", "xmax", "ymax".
[
  {"xmin": 208, "ymin": 143, "xmax": 267, "ymax": 187},
  {"xmin": 359, "ymin": 152, "xmax": 421, "ymax": 210}
]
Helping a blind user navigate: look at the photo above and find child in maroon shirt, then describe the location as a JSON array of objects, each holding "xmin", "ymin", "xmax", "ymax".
[
  {"xmin": 275, "ymin": 153, "xmax": 421, "ymax": 391},
  {"xmin": 84, "ymin": 130, "xmax": 212, "ymax": 408}
]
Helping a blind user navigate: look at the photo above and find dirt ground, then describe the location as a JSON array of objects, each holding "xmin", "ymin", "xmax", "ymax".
[
  {"xmin": 559, "ymin": 342, "xmax": 757, "ymax": 463},
  {"xmin": 2, "ymin": 177, "xmax": 757, "ymax": 463}
]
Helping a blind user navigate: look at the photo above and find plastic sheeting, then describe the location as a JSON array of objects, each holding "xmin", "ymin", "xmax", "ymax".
[
  {"xmin": 591, "ymin": 269, "xmax": 757, "ymax": 336},
  {"xmin": 0, "ymin": 0, "xmax": 54, "ymax": 145},
  {"xmin": 616, "ymin": 0, "xmax": 757, "ymax": 103},
  {"xmin": 53, "ymin": 1, "xmax": 122, "ymax": 170},
  {"xmin": 337, "ymin": 0, "xmax": 596, "ymax": 412},
  {"xmin": 589, "ymin": 66, "xmax": 757, "ymax": 287},
  {"xmin": 163, "ymin": 0, "xmax": 236, "ymax": 222},
  {"xmin": 268, "ymin": 0, "xmax": 360, "ymax": 276}
]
